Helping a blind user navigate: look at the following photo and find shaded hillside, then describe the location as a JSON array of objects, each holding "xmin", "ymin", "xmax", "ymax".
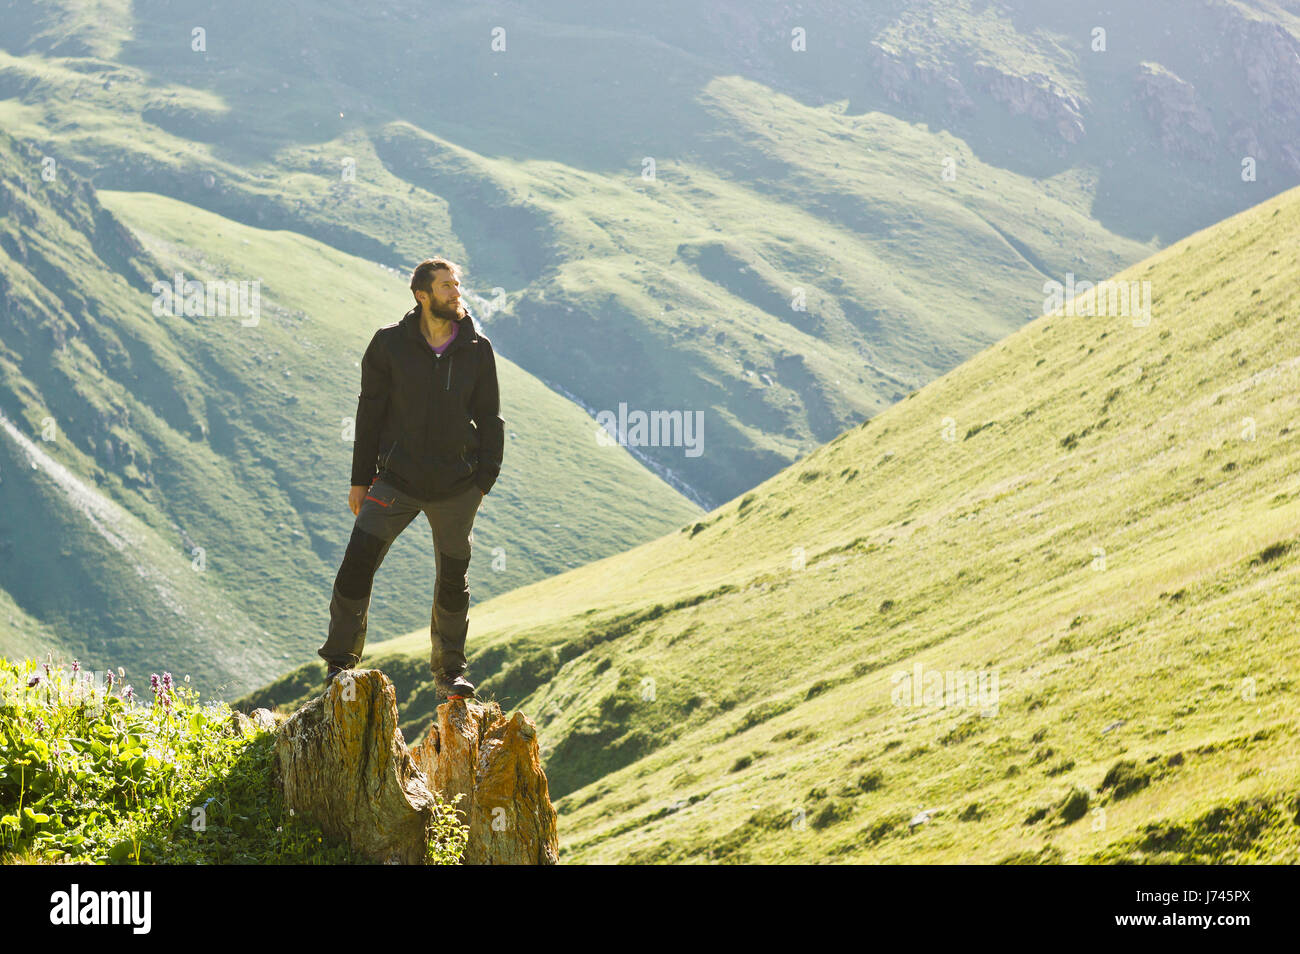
[{"xmin": 0, "ymin": 129, "xmax": 282, "ymax": 694}]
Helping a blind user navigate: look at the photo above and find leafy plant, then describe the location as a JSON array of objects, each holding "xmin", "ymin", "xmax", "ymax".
[{"xmin": 0, "ymin": 654, "xmax": 468, "ymax": 865}]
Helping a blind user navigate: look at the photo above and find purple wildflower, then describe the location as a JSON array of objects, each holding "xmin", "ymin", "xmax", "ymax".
[
  {"xmin": 123, "ymin": 685, "xmax": 135, "ymax": 701},
  {"xmin": 26, "ymin": 673, "xmax": 41, "ymax": 688},
  {"xmin": 72, "ymin": 659, "xmax": 80, "ymax": 674},
  {"xmin": 33, "ymin": 716, "xmax": 45, "ymax": 733},
  {"xmin": 161, "ymin": 671, "xmax": 173, "ymax": 692},
  {"xmin": 150, "ymin": 673, "xmax": 160, "ymax": 692},
  {"xmin": 106, "ymin": 671, "xmax": 115, "ymax": 689},
  {"xmin": 42, "ymin": 662, "xmax": 50, "ymax": 677}
]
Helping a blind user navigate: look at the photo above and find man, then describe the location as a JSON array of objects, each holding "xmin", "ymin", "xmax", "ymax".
[{"xmin": 317, "ymin": 257, "xmax": 504, "ymax": 699}]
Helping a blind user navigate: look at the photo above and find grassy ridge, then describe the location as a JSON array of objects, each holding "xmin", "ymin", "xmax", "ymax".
[{"xmin": 257, "ymin": 182, "xmax": 1300, "ymax": 863}]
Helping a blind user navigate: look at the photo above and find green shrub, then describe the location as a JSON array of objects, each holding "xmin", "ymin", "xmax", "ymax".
[
  {"xmin": 0, "ymin": 655, "xmax": 467, "ymax": 865},
  {"xmin": 856, "ymin": 770, "xmax": 885, "ymax": 793},
  {"xmin": 1058, "ymin": 787, "xmax": 1090, "ymax": 824},
  {"xmin": 811, "ymin": 799, "xmax": 853, "ymax": 829},
  {"xmin": 1100, "ymin": 759, "xmax": 1154, "ymax": 800}
]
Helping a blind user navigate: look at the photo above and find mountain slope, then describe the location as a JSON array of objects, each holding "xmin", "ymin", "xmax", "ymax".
[
  {"xmin": 0, "ymin": 134, "xmax": 701, "ymax": 697},
  {"xmin": 253, "ymin": 182, "xmax": 1300, "ymax": 862},
  {"xmin": 539, "ymin": 183, "xmax": 1300, "ymax": 862},
  {"xmin": 0, "ymin": 131, "xmax": 285, "ymax": 693}
]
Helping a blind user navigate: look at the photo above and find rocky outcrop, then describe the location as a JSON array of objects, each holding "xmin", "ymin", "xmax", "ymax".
[
  {"xmin": 867, "ymin": 42, "xmax": 974, "ymax": 114},
  {"xmin": 863, "ymin": 45, "xmax": 1088, "ymax": 144},
  {"xmin": 272, "ymin": 670, "xmax": 442, "ymax": 864},
  {"xmin": 1226, "ymin": 13, "xmax": 1300, "ymax": 118},
  {"xmin": 269, "ymin": 669, "xmax": 558, "ymax": 865},
  {"xmin": 973, "ymin": 62, "xmax": 1085, "ymax": 143},
  {"xmin": 410, "ymin": 699, "xmax": 559, "ymax": 865},
  {"xmin": 1135, "ymin": 62, "xmax": 1216, "ymax": 160},
  {"xmin": 1216, "ymin": 8, "xmax": 1300, "ymax": 175}
]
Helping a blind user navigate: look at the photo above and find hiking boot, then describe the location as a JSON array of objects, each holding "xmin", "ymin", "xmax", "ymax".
[{"xmin": 435, "ymin": 671, "xmax": 475, "ymax": 699}]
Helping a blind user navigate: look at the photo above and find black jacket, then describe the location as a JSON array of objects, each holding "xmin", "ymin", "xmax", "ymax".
[{"xmin": 349, "ymin": 305, "xmax": 504, "ymax": 499}]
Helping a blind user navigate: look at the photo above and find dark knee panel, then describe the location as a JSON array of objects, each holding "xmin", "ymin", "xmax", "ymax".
[
  {"xmin": 336, "ymin": 527, "xmax": 387, "ymax": 600},
  {"xmin": 437, "ymin": 551, "xmax": 470, "ymax": 612}
]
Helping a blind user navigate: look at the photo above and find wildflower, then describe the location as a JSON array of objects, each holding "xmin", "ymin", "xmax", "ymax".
[
  {"xmin": 33, "ymin": 716, "xmax": 45, "ymax": 733},
  {"xmin": 162, "ymin": 671, "xmax": 173, "ymax": 691},
  {"xmin": 26, "ymin": 673, "xmax": 41, "ymax": 688},
  {"xmin": 150, "ymin": 673, "xmax": 160, "ymax": 692},
  {"xmin": 106, "ymin": 671, "xmax": 115, "ymax": 689},
  {"xmin": 117, "ymin": 666, "xmax": 125, "ymax": 679},
  {"xmin": 72, "ymin": 659, "xmax": 80, "ymax": 674},
  {"xmin": 123, "ymin": 685, "xmax": 135, "ymax": 701},
  {"xmin": 184, "ymin": 674, "xmax": 191, "ymax": 684},
  {"xmin": 42, "ymin": 662, "xmax": 50, "ymax": 677}
]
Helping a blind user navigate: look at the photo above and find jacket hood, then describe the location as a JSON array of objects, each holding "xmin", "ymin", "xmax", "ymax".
[{"xmin": 399, "ymin": 304, "xmax": 480, "ymax": 355}]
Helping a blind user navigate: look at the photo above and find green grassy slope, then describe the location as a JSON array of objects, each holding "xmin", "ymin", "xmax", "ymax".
[
  {"xmin": 0, "ymin": 136, "xmax": 699, "ymax": 698},
  {"xmin": 0, "ymin": 130, "xmax": 287, "ymax": 695},
  {"xmin": 257, "ymin": 183, "xmax": 1300, "ymax": 863}
]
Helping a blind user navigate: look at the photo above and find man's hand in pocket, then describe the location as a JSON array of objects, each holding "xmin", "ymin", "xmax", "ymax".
[{"xmin": 349, "ymin": 485, "xmax": 368, "ymax": 516}]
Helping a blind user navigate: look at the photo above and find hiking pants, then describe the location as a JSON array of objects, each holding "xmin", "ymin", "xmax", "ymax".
[{"xmin": 318, "ymin": 475, "xmax": 483, "ymax": 677}]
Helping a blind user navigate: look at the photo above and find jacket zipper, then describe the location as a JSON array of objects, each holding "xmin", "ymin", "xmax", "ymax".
[{"xmin": 418, "ymin": 323, "xmax": 469, "ymax": 486}]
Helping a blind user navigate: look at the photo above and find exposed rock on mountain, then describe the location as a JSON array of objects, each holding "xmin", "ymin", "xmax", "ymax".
[
  {"xmin": 1135, "ymin": 62, "xmax": 1216, "ymax": 161},
  {"xmin": 973, "ymin": 63, "xmax": 1086, "ymax": 143}
]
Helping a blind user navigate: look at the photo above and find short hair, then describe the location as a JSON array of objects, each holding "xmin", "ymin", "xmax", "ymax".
[{"xmin": 410, "ymin": 258, "xmax": 461, "ymax": 304}]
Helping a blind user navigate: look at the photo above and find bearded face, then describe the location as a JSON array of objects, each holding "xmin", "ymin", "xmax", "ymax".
[{"xmin": 426, "ymin": 293, "xmax": 464, "ymax": 322}]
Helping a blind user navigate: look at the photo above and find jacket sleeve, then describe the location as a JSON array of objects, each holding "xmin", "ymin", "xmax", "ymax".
[
  {"xmin": 469, "ymin": 338, "xmax": 505, "ymax": 495},
  {"xmin": 349, "ymin": 332, "xmax": 391, "ymax": 487}
]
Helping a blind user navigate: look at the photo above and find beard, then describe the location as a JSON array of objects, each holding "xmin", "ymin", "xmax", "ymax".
[{"xmin": 427, "ymin": 298, "xmax": 465, "ymax": 322}]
